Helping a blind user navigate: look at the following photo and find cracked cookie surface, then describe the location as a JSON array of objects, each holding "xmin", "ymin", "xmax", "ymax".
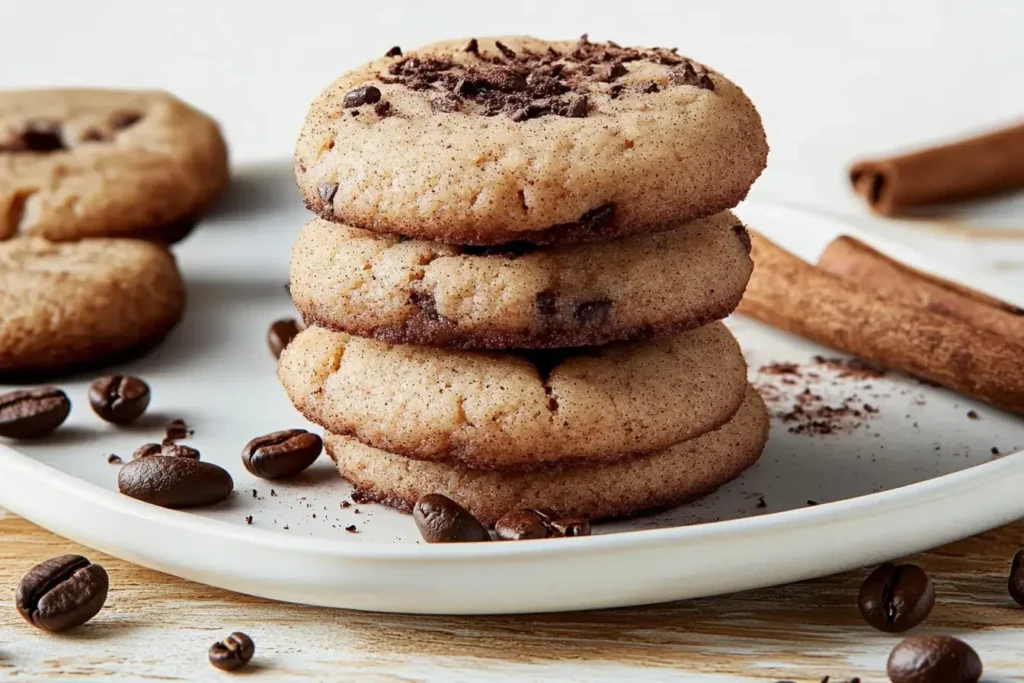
[
  {"xmin": 291, "ymin": 211, "xmax": 752, "ymax": 349},
  {"xmin": 0, "ymin": 89, "xmax": 229, "ymax": 242},
  {"xmin": 326, "ymin": 386, "xmax": 768, "ymax": 526},
  {"xmin": 295, "ymin": 35, "xmax": 767, "ymax": 245},
  {"xmin": 0, "ymin": 237, "xmax": 186, "ymax": 378},
  {"xmin": 277, "ymin": 323, "xmax": 748, "ymax": 470}
]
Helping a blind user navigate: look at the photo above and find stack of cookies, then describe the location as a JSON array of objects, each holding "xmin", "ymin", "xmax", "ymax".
[{"xmin": 279, "ymin": 36, "xmax": 770, "ymax": 526}]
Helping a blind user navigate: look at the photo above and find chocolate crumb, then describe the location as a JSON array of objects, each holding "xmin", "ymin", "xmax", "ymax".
[
  {"xmin": 756, "ymin": 496, "xmax": 766, "ymax": 509},
  {"xmin": 464, "ymin": 38, "xmax": 479, "ymax": 55},
  {"xmin": 107, "ymin": 454, "xmax": 122, "ymax": 464},
  {"xmin": 252, "ymin": 489, "xmax": 257, "ymax": 498},
  {"xmin": 374, "ymin": 100, "xmax": 392, "ymax": 117},
  {"xmin": 494, "ymin": 41, "xmax": 517, "ymax": 59},
  {"xmin": 283, "ymin": 525, "xmax": 289, "ymax": 530},
  {"xmin": 354, "ymin": 508, "xmax": 360, "ymax": 514},
  {"xmin": 807, "ymin": 500, "xmax": 819, "ymax": 506},
  {"xmin": 992, "ymin": 447, "xmax": 1001, "ymax": 455},
  {"xmin": 270, "ymin": 489, "xmax": 277, "ymax": 497},
  {"xmin": 967, "ymin": 410, "xmax": 979, "ymax": 419},
  {"xmin": 386, "ymin": 46, "xmax": 402, "ymax": 57},
  {"xmin": 350, "ymin": 110, "xmax": 360, "ymax": 117},
  {"xmin": 245, "ymin": 515, "xmax": 253, "ymax": 525},
  {"xmin": 341, "ymin": 500, "xmax": 351, "ymax": 509},
  {"xmin": 345, "ymin": 525, "xmax": 358, "ymax": 533}
]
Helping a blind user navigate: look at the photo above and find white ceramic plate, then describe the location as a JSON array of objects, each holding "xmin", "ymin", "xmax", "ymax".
[{"xmin": 2, "ymin": 163, "xmax": 1024, "ymax": 615}]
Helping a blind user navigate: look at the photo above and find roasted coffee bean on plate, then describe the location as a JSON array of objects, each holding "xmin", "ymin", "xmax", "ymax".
[
  {"xmin": 118, "ymin": 455, "xmax": 233, "ymax": 508},
  {"xmin": 494, "ymin": 509, "xmax": 593, "ymax": 541},
  {"xmin": 1008, "ymin": 549, "xmax": 1024, "ymax": 606},
  {"xmin": 88, "ymin": 375, "xmax": 150, "ymax": 424},
  {"xmin": 887, "ymin": 635, "xmax": 981, "ymax": 683},
  {"xmin": 16, "ymin": 554, "xmax": 108, "ymax": 632},
  {"xmin": 858, "ymin": 562, "xmax": 935, "ymax": 632},
  {"xmin": 242, "ymin": 429, "xmax": 322, "ymax": 479},
  {"xmin": 413, "ymin": 494, "xmax": 491, "ymax": 543},
  {"xmin": 267, "ymin": 318, "xmax": 303, "ymax": 359},
  {"xmin": 132, "ymin": 442, "xmax": 200, "ymax": 460},
  {"xmin": 209, "ymin": 631, "xmax": 255, "ymax": 671},
  {"xmin": 0, "ymin": 387, "xmax": 71, "ymax": 439}
]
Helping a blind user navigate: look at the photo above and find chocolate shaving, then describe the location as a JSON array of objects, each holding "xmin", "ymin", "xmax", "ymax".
[{"xmin": 381, "ymin": 35, "xmax": 698, "ymax": 123}]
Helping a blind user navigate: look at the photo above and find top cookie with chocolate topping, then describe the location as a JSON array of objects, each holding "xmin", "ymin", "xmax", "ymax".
[{"xmin": 296, "ymin": 35, "xmax": 768, "ymax": 246}]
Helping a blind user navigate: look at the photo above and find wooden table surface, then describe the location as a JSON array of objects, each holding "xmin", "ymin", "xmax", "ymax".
[{"xmin": 2, "ymin": 510, "xmax": 1023, "ymax": 682}]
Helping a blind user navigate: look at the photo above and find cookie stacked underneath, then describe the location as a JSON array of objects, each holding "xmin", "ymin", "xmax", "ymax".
[{"xmin": 280, "ymin": 36, "xmax": 770, "ymax": 526}]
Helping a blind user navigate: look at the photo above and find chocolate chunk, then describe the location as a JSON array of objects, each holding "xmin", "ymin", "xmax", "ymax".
[
  {"xmin": 5, "ymin": 120, "xmax": 66, "ymax": 153},
  {"xmin": 386, "ymin": 46, "xmax": 402, "ymax": 57},
  {"xmin": 640, "ymin": 82, "xmax": 660, "ymax": 93},
  {"xmin": 464, "ymin": 38, "xmax": 479, "ymax": 54},
  {"xmin": 536, "ymin": 291, "xmax": 558, "ymax": 315},
  {"xmin": 343, "ymin": 85, "xmax": 382, "ymax": 108},
  {"xmin": 600, "ymin": 61, "xmax": 628, "ymax": 81},
  {"xmin": 562, "ymin": 94, "xmax": 588, "ymax": 118},
  {"xmin": 669, "ymin": 61, "xmax": 715, "ymax": 90},
  {"xmin": 608, "ymin": 84, "xmax": 624, "ymax": 99},
  {"xmin": 374, "ymin": 100, "xmax": 392, "ymax": 117},
  {"xmin": 409, "ymin": 290, "xmax": 441, "ymax": 320},
  {"xmin": 575, "ymin": 299, "xmax": 613, "ymax": 325},
  {"xmin": 431, "ymin": 93, "xmax": 461, "ymax": 113},
  {"xmin": 318, "ymin": 181, "xmax": 339, "ymax": 204},
  {"xmin": 494, "ymin": 41, "xmax": 517, "ymax": 59}
]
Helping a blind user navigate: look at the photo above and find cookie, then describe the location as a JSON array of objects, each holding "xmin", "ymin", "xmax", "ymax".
[
  {"xmin": 291, "ymin": 211, "xmax": 751, "ymax": 349},
  {"xmin": 295, "ymin": 35, "xmax": 767, "ymax": 245},
  {"xmin": 278, "ymin": 322, "xmax": 748, "ymax": 470},
  {"xmin": 0, "ymin": 237, "xmax": 186, "ymax": 378},
  {"xmin": 325, "ymin": 386, "xmax": 768, "ymax": 526},
  {"xmin": 0, "ymin": 89, "xmax": 229, "ymax": 243}
]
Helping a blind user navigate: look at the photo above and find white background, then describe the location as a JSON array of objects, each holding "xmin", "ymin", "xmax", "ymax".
[{"xmin": 2, "ymin": 0, "xmax": 1023, "ymax": 221}]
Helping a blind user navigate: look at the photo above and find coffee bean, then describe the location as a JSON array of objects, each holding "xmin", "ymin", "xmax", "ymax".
[
  {"xmin": 550, "ymin": 516, "xmax": 591, "ymax": 537},
  {"xmin": 132, "ymin": 442, "xmax": 200, "ymax": 460},
  {"xmin": 413, "ymin": 494, "xmax": 491, "ymax": 543},
  {"xmin": 88, "ymin": 375, "xmax": 150, "ymax": 424},
  {"xmin": 887, "ymin": 636, "xmax": 981, "ymax": 683},
  {"xmin": 15, "ymin": 554, "xmax": 108, "ymax": 632},
  {"xmin": 858, "ymin": 562, "xmax": 935, "ymax": 633},
  {"xmin": 343, "ymin": 85, "xmax": 382, "ymax": 108},
  {"xmin": 268, "ymin": 319, "xmax": 302, "ymax": 359},
  {"xmin": 118, "ymin": 456, "xmax": 233, "ymax": 508},
  {"xmin": 0, "ymin": 387, "xmax": 71, "ymax": 439},
  {"xmin": 242, "ymin": 429, "xmax": 322, "ymax": 480},
  {"xmin": 209, "ymin": 631, "xmax": 255, "ymax": 671},
  {"xmin": 1009, "ymin": 549, "xmax": 1024, "ymax": 605},
  {"xmin": 495, "ymin": 509, "xmax": 550, "ymax": 540}
]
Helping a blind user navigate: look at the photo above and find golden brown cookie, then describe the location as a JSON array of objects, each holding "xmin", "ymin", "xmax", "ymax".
[
  {"xmin": 325, "ymin": 386, "xmax": 769, "ymax": 526},
  {"xmin": 295, "ymin": 36, "xmax": 767, "ymax": 245},
  {"xmin": 0, "ymin": 237, "xmax": 186, "ymax": 379},
  {"xmin": 0, "ymin": 89, "xmax": 229, "ymax": 243},
  {"xmin": 278, "ymin": 323, "xmax": 748, "ymax": 470},
  {"xmin": 290, "ymin": 212, "xmax": 752, "ymax": 349}
]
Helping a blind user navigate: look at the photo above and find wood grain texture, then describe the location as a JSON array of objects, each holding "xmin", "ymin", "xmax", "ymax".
[{"xmin": 3, "ymin": 511, "xmax": 1024, "ymax": 681}]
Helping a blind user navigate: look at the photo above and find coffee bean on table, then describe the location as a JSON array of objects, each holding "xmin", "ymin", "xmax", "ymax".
[
  {"xmin": 118, "ymin": 456, "xmax": 233, "ymax": 508},
  {"xmin": 887, "ymin": 636, "xmax": 981, "ymax": 683},
  {"xmin": 15, "ymin": 554, "xmax": 108, "ymax": 632},
  {"xmin": 268, "ymin": 319, "xmax": 302, "ymax": 359},
  {"xmin": 132, "ymin": 442, "xmax": 200, "ymax": 460},
  {"xmin": 495, "ymin": 509, "xmax": 551, "ymax": 540},
  {"xmin": 413, "ymin": 494, "xmax": 491, "ymax": 543},
  {"xmin": 0, "ymin": 387, "xmax": 71, "ymax": 439},
  {"xmin": 209, "ymin": 631, "xmax": 255, "ymax": 671},
  {"xmin": 858, "ymin": 562, "xmax": 935, "ymax": 632},
  {"xmin": 88, "ymin": 375, "xmax": 150, "ymax": 424},
  {"xmin": 242, "ymin": 429, "xmax": 322, "ymax": 480},
  {"xmin": 1008, "ymin": 549, "xmax": 1024, "ymax": 605}
]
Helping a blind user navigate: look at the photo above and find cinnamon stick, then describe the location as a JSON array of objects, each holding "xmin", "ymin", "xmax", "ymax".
[
  {"xmin": 738, "ymin": 231, "xmax": 1024, "ymax": 416},
  {"xmin": 818, "ymin": 235, "xmax": 1024, "ymax": 342},
  {"xmin": 850, "ymin": 121, "xmax": 1024, "ymax": 215}
]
